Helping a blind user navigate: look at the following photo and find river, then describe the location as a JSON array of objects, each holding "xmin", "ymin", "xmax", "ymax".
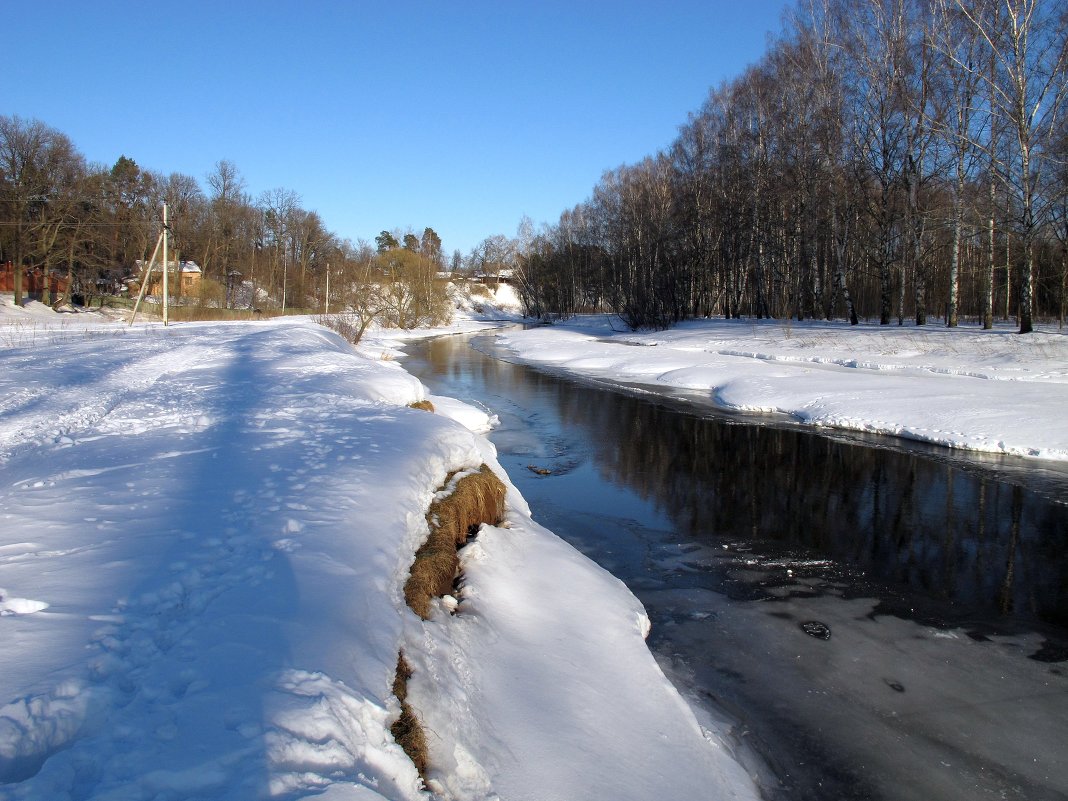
[{"xmin": 402, "ymin": 329, "xmax": 1068, "ymax": 801}]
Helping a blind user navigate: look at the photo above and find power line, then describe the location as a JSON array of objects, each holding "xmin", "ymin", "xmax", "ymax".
[{"xmin": 0, "ymin": 221, "xmax": 166, "ymax": 228}]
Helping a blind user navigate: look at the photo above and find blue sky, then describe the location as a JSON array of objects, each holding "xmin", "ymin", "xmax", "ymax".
[{"xmin": 6, "ymin": 1, "xmax": 790, "ymax": 257}]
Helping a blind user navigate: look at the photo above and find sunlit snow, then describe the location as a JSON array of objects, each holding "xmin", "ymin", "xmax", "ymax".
[
  {"xmin": 493, "ymin": 315, "xmax": 1068, "ymax": 461},
  {"xmin": 0, "ymin": 298, "xmax": 758, "ymax": 801}
]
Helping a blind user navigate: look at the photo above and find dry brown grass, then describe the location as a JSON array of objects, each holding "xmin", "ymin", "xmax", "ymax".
[
  {"xmin": 166, "ymin": 306, "xmax": 261, "ymax": 322},
  {"xmin": 390, "ymin": 653, "xmax": 428, "ymax": 778},
  {"xmin": 403, "ymin": 464, "xmax": 506, "ymax": 620},
  {"xmin": 408, "ymin": 400, "xmax": 436, "ymax": 413},
  {"xmin": 393, "ymin": 465, "xmax": 506, "ymax": 780}
]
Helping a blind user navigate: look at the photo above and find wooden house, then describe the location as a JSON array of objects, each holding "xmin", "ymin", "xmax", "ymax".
[{"xmin": 134, "ymin": 259, "xmax": 203, "ymax": 297}]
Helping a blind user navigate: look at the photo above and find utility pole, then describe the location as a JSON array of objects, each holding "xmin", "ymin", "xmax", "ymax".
[
  {"xmin": 130, "ymin": 204, "xmax": 171, "ymax": 326},
  {"xmin": 325, "ymin": 261, "xmax": 330, "ymax": 316},
  {"xmin": 162, "ymin": 203, "xmax": 169, "ymax": 326},
  {"xmin": 282, "ymin": 248, "xmax": 287, "ymax": 315}
]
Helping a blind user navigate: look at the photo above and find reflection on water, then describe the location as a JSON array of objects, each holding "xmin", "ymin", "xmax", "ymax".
[
  {"xmin": 405, "ymin": 331, "xmax": 1068, "ymax": 801},
  {"xmin": 565, "ymin": 386, "xmax": 1068, "ymax": 628},
  {"xmin": 417, "ymin": 333, "xmax": 1068, "ymax": 629}
]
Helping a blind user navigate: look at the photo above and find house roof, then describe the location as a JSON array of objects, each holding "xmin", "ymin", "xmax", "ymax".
[{"xmin": 135, "ymin": 259, "xmax": 202, "ymax": 274}]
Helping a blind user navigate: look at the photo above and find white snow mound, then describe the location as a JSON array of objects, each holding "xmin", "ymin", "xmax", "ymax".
[{"xmin": 0, "ymin": 316, "xmax": 759, "ymax": 801}]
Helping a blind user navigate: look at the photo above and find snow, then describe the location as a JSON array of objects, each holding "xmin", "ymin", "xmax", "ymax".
[
  {"xmin": 449, "ymin": 283, "xmax": 522, "ymax": 321},
  {"xmin": 0, "ymin": 297, "xmax": 63, "ymax": 322},
  {"xmin": 492, "ymin": 316, "xmax": 1068, "ymax": 461},
  {"xmin": 0, "ymin": 297, "xmax": 759, "ymax": 801}
]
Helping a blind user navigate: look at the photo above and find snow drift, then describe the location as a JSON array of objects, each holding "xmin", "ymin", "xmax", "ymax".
[
  {"xmin": 493, "ymin": 316, "xmax": 1068, "ymax": 462},
  {"xmin": 0, "ymin": 314, "xmax": 758, "ymax": 801}
]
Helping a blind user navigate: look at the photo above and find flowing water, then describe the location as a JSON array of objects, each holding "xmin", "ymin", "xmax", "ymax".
[{"xmin": 403, "ymin": 330, "xmax": 1068, "ymax": 801}]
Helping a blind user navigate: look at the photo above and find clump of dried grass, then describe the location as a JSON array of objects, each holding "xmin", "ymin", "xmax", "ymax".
[
  {"xmin": 393, "ymin": 465, "xmax": 506, "ymax": 779},
  {"xmin": 408, "ymin": 400, "xmax": 435, "ymax": 413},
  {"xmin": 404, "ymin": 464, "xmax": 506, "ymax": 620},
  {"xmin": 390, "ymin": 653, "xmax": 428, "ymax": 778}
]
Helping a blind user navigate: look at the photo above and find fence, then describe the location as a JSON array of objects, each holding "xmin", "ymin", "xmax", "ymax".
[{"xmin": 0, "ymin": 262, "xmax": 71, "ymax": 297}]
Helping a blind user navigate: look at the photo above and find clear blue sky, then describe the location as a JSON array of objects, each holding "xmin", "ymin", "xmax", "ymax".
[{"xmin": 6, "ymin": 1, "xmax": 791, "ymax": 257}]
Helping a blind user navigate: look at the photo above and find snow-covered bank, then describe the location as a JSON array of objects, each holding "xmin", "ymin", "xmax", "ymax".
[
  {"xmin": 0, "ymin": 313, "xmax": 759, "ymax": 800},
  {"xmin": 493, "ymin": 316, "xmax": 1068, "ymax": 462}
]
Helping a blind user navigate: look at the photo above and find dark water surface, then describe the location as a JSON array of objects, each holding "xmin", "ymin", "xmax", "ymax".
[{"xmin": 403, "ymin": 330, "xmax": 1068, "ymax": 801}]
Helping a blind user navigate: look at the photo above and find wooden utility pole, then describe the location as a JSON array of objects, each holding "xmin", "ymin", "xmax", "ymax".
[
  {"xmin": 130, "ymin": 205, "xmax": 172, "ymax": 326},
  {"xmin": 162, "ymin": 203, "xmax": 169, "ymax": 325}
]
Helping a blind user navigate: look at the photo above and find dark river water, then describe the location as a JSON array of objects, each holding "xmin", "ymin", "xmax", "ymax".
[{"xmin": 403, "ymin": 330, "xmax": 1068, "ymax": 801}]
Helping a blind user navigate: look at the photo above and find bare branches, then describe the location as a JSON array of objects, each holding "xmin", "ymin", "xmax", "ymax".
[{"xmin": 516, "ymin": 0, "xmax": 1068, "ymax": 331}]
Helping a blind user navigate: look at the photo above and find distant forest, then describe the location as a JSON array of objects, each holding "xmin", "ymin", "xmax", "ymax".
[
  {"xmin": 0, "ymin": 121, "xmax": 483, "ymax": 317},
  {"xmin": 511, "ymin": 0, "xmax": 1068, "ymax": 333},
  {"xmin": 3, "ymin": 0, "xmax": 1067, "ymax": 334}
]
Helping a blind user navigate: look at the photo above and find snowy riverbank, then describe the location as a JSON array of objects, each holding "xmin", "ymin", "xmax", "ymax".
[
  {"xmin": 492, "ymin": 316, "xmax": 1068, "ymax": 462},
  {"xmin": 0, "ymin": 309, "xmax": 759, "ymax": 800}
]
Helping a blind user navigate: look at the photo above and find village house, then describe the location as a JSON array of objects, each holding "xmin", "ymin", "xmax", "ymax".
[
  {"xmin": 132, "ymin": 259, "xmax": 203, "ymax": 297},
  {"xmin": 475, "ymin": 268, "xmax": 513, "ymax": 285}
]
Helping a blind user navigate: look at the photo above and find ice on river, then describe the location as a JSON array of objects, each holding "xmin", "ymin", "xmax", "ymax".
[{"xmin": 649, "ymin": 584, "xmax": 1068, "ymax": 801}]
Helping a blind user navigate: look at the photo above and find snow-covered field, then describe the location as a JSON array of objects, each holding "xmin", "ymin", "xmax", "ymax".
[
  {"xmin": 493, "ymin": 316, "xmax": 1068, "ymax": 462},
  {"xmin": 0, "ymin": 298, "xmax": 758, "ymax": 800}
]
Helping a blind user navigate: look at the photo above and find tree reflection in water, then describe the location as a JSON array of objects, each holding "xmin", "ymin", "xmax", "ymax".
[
  {"xmin": 409, "ymin": 332, "xmax": 1068, "ymax": 801},
  {"xmin": 524, "ymin": 366, "xmax": 1068, "ymax": 630},
  {"xmin": 433, "ymin": 334, "xmax": 1067, "ymax": 633}
]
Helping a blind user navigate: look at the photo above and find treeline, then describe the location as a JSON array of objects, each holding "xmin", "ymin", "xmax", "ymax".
[
  {"xmin": 0, "ymin": 114, "xmax": 456, "ymax": 319},
  {"xmin": 514, "ymin": 0, "xmax": 1068, "ymax": 333}
]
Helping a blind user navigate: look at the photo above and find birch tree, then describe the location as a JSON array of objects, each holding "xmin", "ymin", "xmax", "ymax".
[
  {"xmin": 955, "ymin": 0, "xmax": 1068, "ymax": 333},
  {"xmin": 934, "ymin": 0, "xmax": 986, "ymax": 326}
]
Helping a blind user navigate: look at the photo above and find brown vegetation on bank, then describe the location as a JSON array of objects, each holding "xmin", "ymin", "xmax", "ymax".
[
  {"xmin": 392, "ymin": 464, "xmax": 507, "ymax": 780},
  {"xmin": 403, "ymin": 464, "xmax": 506, "ymax": 619},
  {"xmin": 390, "ymin": 653, "xmax": 428, "ymax": 778},
  {"xmin": 408, "ymin": 400, "xmax": 435, "ymax": 413}
]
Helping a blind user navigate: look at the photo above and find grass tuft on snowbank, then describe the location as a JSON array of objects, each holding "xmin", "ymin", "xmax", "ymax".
[
  {"xmin": 404, "ymin": 464, "xmax": 506, "ymax": 620},
  {"xmin": 391, "ymin": 653, "xmax": 428, "ymax": 778},
  {"xmin": 394, "ymin": 465, "xmax": 507, "ymax": 780}
]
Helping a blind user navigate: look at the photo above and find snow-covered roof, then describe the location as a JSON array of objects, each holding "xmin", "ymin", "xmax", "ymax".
[{"xmin": 134, "ymin": 259, "xmax": 202, "ymax": 274}]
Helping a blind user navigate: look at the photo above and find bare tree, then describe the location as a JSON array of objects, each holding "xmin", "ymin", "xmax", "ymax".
[
  {"xmin": 0, "ymin": 116, "xmax": 82, "ymax": 306},
  {"xmin": 954, "ymin": 0, "xmax": 1068, "ymax": 333},
  {"xmin": 205, "ymin": 159, "xmax": 247, "ymax": 283},
  {"xmin": 329, "ymin": 240, "xmax": 389, "ymax": 343},
  {"xmin": 934, "ymin": 0, "xmax": 987, "ymax": 326},
  {"xmin": 258, "ymin": 187, "xmax": 300, "ymax": 309},
  {"xmin": 838, "ymin": 0, "xmax": 924, "ymax": 325},
  {"xmin": 1047, "ymin": 112, "xmax": 1068, "ymax": 326},
  {"xmin": 288, "ymin": 208, "xmax": 330, "ymax": 307}
]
